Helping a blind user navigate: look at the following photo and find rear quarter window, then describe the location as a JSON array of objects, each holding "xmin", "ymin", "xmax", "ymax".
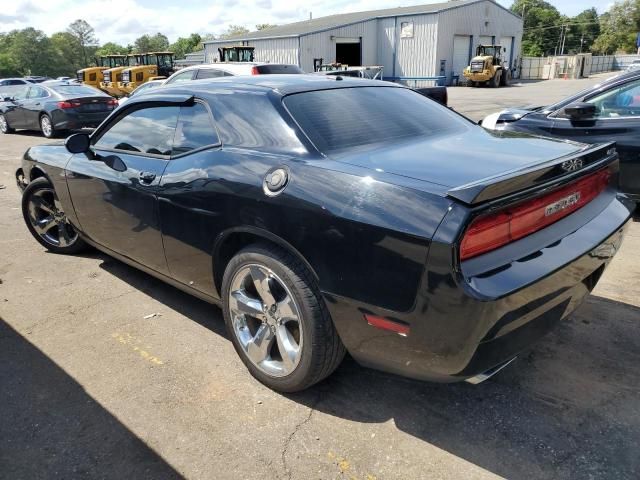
[{"xmin": 283, "ymin": 86, "xmax": 468, "ymax": 155}]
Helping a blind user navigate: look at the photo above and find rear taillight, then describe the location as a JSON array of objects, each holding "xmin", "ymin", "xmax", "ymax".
[
  {"xmin": 251, "ymin": 66, "xmax": 260, "ymax": 75},
  {"xmin": 57, "ymin": 101, "xmax": 81, "ymax": 109},
  {"xmin": 460, "ymin": 169, "xmax": 611, "ymax": 261},
  {"xmin": 107, "ymin": 98, "xmax": 118, "ymax": 106}
]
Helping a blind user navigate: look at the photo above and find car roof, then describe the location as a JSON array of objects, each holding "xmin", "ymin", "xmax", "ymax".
[
  {"xmin": 158, "ymin": 74, "xmax": 403, "ymax": 97},
  {"xmin": 175, "ymin": 62, "xmax": 266, "ymax": 74}
]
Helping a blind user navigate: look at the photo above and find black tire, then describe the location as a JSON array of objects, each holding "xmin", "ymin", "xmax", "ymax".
[
  {"xmin": 467, "ymin": 81, "xmax": 476, "ymax": 87},
  {"xmin": 21, "ymin": 177, "xmax": 87, "ymax": 254},
  {"xmin": 500, "ymin": 69, "xmax": 510, "ymax": 87},
  {"xmin": 0, "ymin": 113, "xmax": 15, "ymax": 134},
  {"xmin": 39, "ymin": 113, "xmax": 56, "ymax": 138},
  {"xmin": 222, "ymin": 243, "xmax": 345, "ymax": 392},
  {"xmin": 490, "ymin": 71, "xmax": 501, "ymax": 88}
]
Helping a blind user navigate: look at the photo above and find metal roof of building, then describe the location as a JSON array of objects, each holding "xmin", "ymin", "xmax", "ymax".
[{"xmin": 204, "ymin": 0, "xmax": 519, "ymax": 43}]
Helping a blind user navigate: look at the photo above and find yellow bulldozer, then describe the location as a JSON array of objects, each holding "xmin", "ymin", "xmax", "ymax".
[
  {"xmin": 100, "ymin": 54, "xmax": 147, "ymax": 97},
  {"xmin": 117, "ymin": 52, "xmax": 175, "ymax": 94},
  {"xmin": 463, "ymin": 45, "xmax": 510, "ymax": 88},
  {"xmin": 77, "ymin": 55, "xmax": 127, "ymax": 89}
]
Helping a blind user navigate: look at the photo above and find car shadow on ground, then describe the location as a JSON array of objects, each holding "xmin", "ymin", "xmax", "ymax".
[
  {"xmin": 0, "ymin": 316, "xmax": 183, "ymax": 479},
  {"xmin": 96, "ymin": 253, "xmax": 640, "ymax": 480}
]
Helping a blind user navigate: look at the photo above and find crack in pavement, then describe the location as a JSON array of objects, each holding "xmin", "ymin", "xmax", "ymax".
[{"xmin": 281, "ymin": 389, "xmax": 323, "ymax": 480}]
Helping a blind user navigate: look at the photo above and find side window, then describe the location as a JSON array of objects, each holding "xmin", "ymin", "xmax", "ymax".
[
  {"xmin": 587, "ymin": 79, "xmax": 640, "ymax": 118},
  {"xmin": 27, "ymin": 87, "xmax": 48, "ymax": 99},
  {"xmin": 172, "ymin": 103, "xmax": 219, "ymax": 155},
  {"xmin": 196, "ymin": 69, "xmax": 225, "ymax": 79},
  {"xmin": 95, "ymin": 106, "xmax": 179, "ymax": 156},
  {"xmin": 166, "ymin": 70, "xmax": 195, "ymax": 84}
]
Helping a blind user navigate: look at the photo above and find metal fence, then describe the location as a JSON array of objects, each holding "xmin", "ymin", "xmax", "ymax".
[
  {"xmin": 520, "ymin": 57, "xmax": 547, "ymax": 80},
  {"xmin": 591, "ymin": 55, "xmax": 615, "ymax": 73}
]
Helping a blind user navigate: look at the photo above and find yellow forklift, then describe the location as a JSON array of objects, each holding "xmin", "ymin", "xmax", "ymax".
[
  {"xmin": 117, "ymin": 52, "xmax": 175, "ymax": 94},
  {"xmin": 463, "ymin": 45, "xmax": 510, "ymax": 88},
  {"xmin": 100, "ymin": 54, "xmax": 146, "ymax": 97},
  {"xmin": 77, "ymin": 55, "xmax": 126, "ymax": 89}
]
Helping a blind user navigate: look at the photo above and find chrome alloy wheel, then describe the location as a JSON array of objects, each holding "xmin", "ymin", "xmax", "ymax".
[
  {"xmin": 40, "ymin": 115, "xmax": 52, "ymax": 137},
  {"xmin": 27, "ymin": 187, "xmax": 78, "ymax": 247},
  {"xmin": 0, "ymin": 115, "xmax": 8, "ymax": 133},
  {"xmin": 229, "ymin": 264, "xmax": 303, "ymax": 377}
]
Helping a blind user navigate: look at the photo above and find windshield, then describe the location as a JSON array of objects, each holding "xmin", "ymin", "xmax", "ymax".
[
  {"xmin": 284, "ymin": 86, "xmax": 469, "ymax": 155},
  {"xmin": 157, "ymin": 54, "xmax": 173, "ymax": 68},
  {"xmin": 478, "ymin": 46, "xmax": 499, "ymax": 57}
]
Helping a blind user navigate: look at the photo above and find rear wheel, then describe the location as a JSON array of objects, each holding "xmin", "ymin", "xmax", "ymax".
[
  {"xmin": 222, "ymin": 243, "xmax": 345, "ymax": 392},
  {"xmin": 21, "ymin": 177, "xmax": 87, "ymax": 254},
  {"xmin": 39, "ymin": 114, "xmax": 56, "ymax": 138},
  {"xmin": 0, "ymin": 114, "xmax": 14, "ymax": 134},
  {"xmin": 467, "ymin": 80, "xmax": 476, "ymax": 87}
]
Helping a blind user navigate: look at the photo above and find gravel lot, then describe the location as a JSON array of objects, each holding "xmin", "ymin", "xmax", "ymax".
[{"xmin": 1, "ymin": 72, "xmax": 639, "ymax": 480}]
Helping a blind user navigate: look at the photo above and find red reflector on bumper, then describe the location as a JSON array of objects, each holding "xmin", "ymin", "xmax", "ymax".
[
  {"xmin": 365, "ymin": 314, "xmax": 410, "ymax": 336},
  {"xmin": 460, "ymin": 168, "xmax": 611, "ymax": 260}
]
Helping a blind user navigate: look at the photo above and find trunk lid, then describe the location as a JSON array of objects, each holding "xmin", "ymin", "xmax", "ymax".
[{"xmin": 333, "ymin": 128, "xmax": 616, "ymax": 204}]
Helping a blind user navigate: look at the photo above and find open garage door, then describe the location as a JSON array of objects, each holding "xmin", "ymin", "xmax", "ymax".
[
  {"xmin": 500, "ymin": 36, "xmax": 514, "ymax": 69},
  {"xmin": 452, "ymin": 35, "xmax": 471, "ymax": 78},
  {"xmin": 335, "ymin": 38, "xmax": 361, "ymax": 67}
]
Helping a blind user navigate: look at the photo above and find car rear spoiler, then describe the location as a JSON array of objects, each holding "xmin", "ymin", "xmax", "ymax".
[{"xmin": 446, "ymin": 142, "xmax": 618, "ymax": 205}]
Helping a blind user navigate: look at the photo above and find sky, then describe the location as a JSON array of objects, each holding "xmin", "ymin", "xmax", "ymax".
[{"xmin": 0, "ymin": 0, "xmax": 617, "ymax": 45}]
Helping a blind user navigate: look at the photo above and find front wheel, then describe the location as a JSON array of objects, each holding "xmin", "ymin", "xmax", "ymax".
[
  {"xmin": 222, "ymin": 244, "xmax": 345, "ymax": 392},
  {"xmin": 21, "ymin": 177, "xmax": 87, "ymax": 254},
  {"xmin": 490, "ymin": 71, "xmax": 501, "ymax": 88}
]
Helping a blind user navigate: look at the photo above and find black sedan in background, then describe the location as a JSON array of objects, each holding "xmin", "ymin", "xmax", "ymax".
[
  {"xmin": 0, "ymin": 82, "xmax": 117, "ymax": 138},
  {"xmin": 481, "ymin": 70, "xmax": 640, "ymax": 201},
  {"xmin": 15, "ymin": 76, "xmax": 634, "ymax": 392}
]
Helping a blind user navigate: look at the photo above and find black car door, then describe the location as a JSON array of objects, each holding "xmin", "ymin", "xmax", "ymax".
[
  {"xmin": 551, "ymin": 77, "xmax": 640, "ymax": 197},
  {"xmin": 22, "ymin": 86, "xmax": 50, "ymax": 128},
  {"xmin": 65, "ymin": 104, "xmax": 179, "ymax": 274},
  {"xmin": 2, "ymin": 86, "xmax": 28, "ymax": 128}
]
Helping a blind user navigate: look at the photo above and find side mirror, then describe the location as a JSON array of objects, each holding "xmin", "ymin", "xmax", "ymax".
[
  {"xmin": 65, "ymin": 132, "xmax": 90, "ymax": 154},
  {"xmin": 3, "ymin": 97, "xmax": 14, "ymax": 102},
  {"xmin": 564, "ymin": 102, "xmax": 596, "ymax": 120}
]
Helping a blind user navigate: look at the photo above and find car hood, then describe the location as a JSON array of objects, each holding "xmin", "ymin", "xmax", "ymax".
[{"xmin": 333, "ymin": 127, "xmax": 586, "ymax": 188}]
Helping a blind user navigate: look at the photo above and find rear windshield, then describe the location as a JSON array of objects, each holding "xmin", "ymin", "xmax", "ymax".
[
  {"xmin": 49, "ymin": 85, "xmax": 103, "ymax": 96},
  {"xmin": 284, "ymin": 86, "xmax": 468, "ymax": 154},
  {"xmin": 256, "ymin": 64, "xmax": 304, "ymax": 74}
]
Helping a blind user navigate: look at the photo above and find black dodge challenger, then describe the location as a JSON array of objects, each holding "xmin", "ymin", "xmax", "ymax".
[{"xmin": 15, "ymin": 76, "xmax": 634, "ymax": 392}]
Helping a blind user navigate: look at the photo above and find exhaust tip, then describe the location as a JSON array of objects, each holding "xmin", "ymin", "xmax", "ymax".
[{"xmin": 465, "ymin": 356, "xmax": 517, "ymax": 385}]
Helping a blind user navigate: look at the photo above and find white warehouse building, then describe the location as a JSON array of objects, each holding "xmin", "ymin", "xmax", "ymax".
[{"xmin": 203, "ymin": 0, "xmax": 523, "ymax": 85}]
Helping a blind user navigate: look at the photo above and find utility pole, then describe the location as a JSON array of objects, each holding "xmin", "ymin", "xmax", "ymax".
[
  {"xmin": 579, "ymin": 33, "xmax": 584, "ymax": 53},
  {"xmin": 560, "ymin": 25, "xmax": 567, "ymax": 55}
]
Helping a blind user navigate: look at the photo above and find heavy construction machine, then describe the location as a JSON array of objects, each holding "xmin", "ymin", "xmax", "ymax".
[
  {"xmin": 77, "ymin": 55, "xmax": 127, "ymax": 89},
  {"xmin": 100, "ymin": 53, "xmax": 148, "ymax": 97},
  {"xmin": 463, "ymin": 45, "xmax": 510, "ymax": 88},
  {"xmin": 117, "ymin": 52, "xmax": 175, "ymax": 94},
  {"xmin": 218, "ymin": 46, "xmax": 255, "ymax": 62}
]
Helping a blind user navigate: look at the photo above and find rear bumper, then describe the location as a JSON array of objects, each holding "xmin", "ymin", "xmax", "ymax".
[
  {"xmin": 326, "ymin": 190, "xmax": 634, "ymax": 382},
  {"xmin": 51, "ymin": 110, "xmax": 111, "ymax": 130}
]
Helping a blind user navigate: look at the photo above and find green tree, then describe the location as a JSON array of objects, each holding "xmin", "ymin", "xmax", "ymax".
[
  {"xmin": 50, "ymin": 32, "xmax": 85, "ymax": 73},
  {"xmin": 96, "ymin": 42, "xmax": 129, "ymax": 56},
  {"xmin": 0, "ymin": 28, "xmax": 58, "ymax": 76},
  {"xmin": 219, "ymin": 25, "xmax": 250, "ymax": 39},
  {"xmin": 564, "ymin": 8, "xmax": 600, "ymax": 53},
  {"xmin": 134, "ymin": 33, "xmax": 170, "ymax": 53},
  {"xmin": 511, "ymin": 0, "xmax": 564, "ymax": 56},
  {"xmin": 67, "ymin": 19, "xmax": 99, "ymax": 66},
  {"xmin": 592, "ymin": 1, "xmax": 640, "ymax": 54},
  {"xmin": 256, "ymin": 24, "xmax": 277, "ymax": 31},
  {"xmin": 169, "ymin": 33, "xmax": 202, "ymax": 58}
]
